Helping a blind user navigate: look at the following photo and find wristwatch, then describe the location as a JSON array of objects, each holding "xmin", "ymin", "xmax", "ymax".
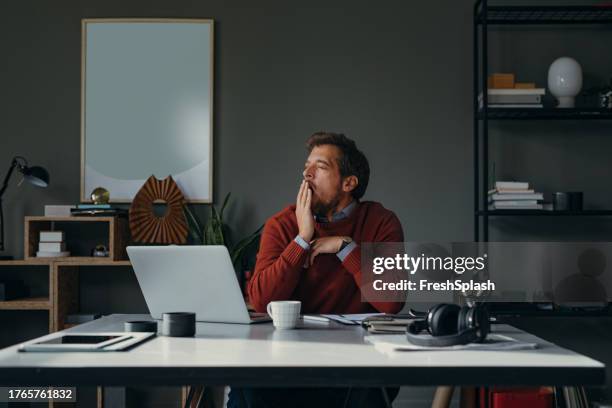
[{"xmin": 339, "ymin": 236, "xmax": 353, "ymax": 252}]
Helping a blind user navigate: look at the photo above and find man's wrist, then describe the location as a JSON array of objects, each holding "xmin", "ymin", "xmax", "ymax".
[
  {"xmin": 294, "ymin": 235, "xmax": 310, "ymax": 250},
  {"xmin": 338, "ymin": 236, "xmax": 353, "ymax": 252},
  {"xmin": 298, "ymin": 231, "xmax": 313, "ymax": 242},
  {"xmin": 337, "ymin": 239, "xmax": 357, "ymax": 262}
]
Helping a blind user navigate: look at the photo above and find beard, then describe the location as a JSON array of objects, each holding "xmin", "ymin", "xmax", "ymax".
[{"xmin": 311, "ymin": 191, "xmax": 342, "ymax": 219}]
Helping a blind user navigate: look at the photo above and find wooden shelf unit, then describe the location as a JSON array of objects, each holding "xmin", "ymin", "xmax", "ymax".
[
  {"xmin": 0, "ymin": 260, "xmax": 54, "ymax": 331},
  {"xmin": 0, "ymin": 216, "xmax": 132, "ymax": 335},
  {"xmin": 24, "ymin": 216, "xmax": 129, "ymax": 261}
]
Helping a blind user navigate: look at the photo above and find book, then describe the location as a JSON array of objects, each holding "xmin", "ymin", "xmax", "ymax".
[
  {"xmin": 489, "ymin": 193, "xmax": 543, "ymax": 201},
  {"xmin": 40, "ymin": 231, "xmax": 65, "ymax": 242},
  {"xmin": 490, "ymin": 203, "xmax": 543, "ymax": 210},
  {"xmin": 491, "ymin": 200, "xmax": 539, "ymax": 206},
  {"xmin": 36, "ymin": 251, "xmax": 71, "ymax": 258},
  {"xmin": 487, "ymin": 104, "xmax": 543, "ymax": 108},
  {"xmin": 76, "ymin": 204, "xmax": 112, "ymax": 209},
  {"xmin": 488, "ymin": 188, "xmax": 535, "ymax": 194},
  {"xmin": 367, "ymin": 324, "xmax": 410, "ymax": 334},
  {"xmin": 39, "ymin": 242, "xmax": 66, "ymax": 252},
  {"xmin": 479, "ymin": 94, "xmax": 541, "ymax": 104},
  {"xmin": 495, "ymin": 181, "xmax": 529, "ymax": 190},
  {"xmin": 491, "ymin": 95, "xmax": 542, "ymax": 104},
  {"xmin": 70, "ymin": 208, "xmax": 128, "ymax": 216},
  {"xmin": 486, "ymin": 88, "xmax": 545, "ymax": 95}
]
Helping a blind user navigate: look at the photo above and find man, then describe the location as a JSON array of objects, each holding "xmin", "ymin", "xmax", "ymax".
[{"xmin": 228, "ymin": 132, "xmax": 404, "ymax": 408}]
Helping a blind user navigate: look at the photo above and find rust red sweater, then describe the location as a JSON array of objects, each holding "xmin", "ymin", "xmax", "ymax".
[{"xmin": 248, "ymin": 201, "xmax": 404, "ymax": 314}]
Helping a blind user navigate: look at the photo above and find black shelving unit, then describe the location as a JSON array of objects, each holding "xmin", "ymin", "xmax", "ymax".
[{"xmin": 473, "ymin": 0, "xmax": 612, "ymax": 242}]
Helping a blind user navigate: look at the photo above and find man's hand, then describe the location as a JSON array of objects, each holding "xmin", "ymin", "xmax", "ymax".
[
  {"xmin": 295, "ymin": 180, "xmax": 314, "ymax": 242},
  {"xmin": 308, "ymin": 236, "xmax": 348, "ymax": 266}
]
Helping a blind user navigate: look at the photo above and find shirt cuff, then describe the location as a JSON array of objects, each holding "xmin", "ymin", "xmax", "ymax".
[
  {"xmin": 337, "ymin": 241, "xmax": 357, "ymax": 262},
  {"xmin": 294, "ymin": 235, "xmax": 310, "ymax": 250}
]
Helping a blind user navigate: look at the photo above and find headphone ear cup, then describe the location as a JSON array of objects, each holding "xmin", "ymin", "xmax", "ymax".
[
  {"xmin": 457, "ymin": 306, "xmax": 471, "ymax": 333},
  {"xmin": 429, "ymin": 304, "xmax": 460, "ymax": 336},
  {"xmin": 473, "ymin": 306, "xmax": 491, "ymax": 342}
]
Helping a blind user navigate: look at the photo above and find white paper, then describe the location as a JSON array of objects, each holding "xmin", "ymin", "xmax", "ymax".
[{"xmin": 365, "ymin": 333, "xmax": 538, "ymax": 353}]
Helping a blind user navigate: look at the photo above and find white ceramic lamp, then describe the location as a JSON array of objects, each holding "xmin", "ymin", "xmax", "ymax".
[{"xmin": 548, "ymin": 57, "xmax": 582, "ymax": 108}]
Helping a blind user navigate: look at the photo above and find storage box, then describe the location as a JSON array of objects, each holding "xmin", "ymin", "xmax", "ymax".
[
  {"xmin": 488, "ymin": 73, "xmax": 515, "ymax": 89},
  {"xmin": 514, "ymin": 82, "xmax": 536, "ymax": 89},
  {"xmin": 480, "ymin": 387, "xmax": 553, "ymax": 408}
]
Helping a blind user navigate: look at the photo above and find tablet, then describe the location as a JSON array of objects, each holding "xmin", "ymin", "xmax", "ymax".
[{"xmin": 19, "ymin": 332, "xmax": 155, "ymax": 352}]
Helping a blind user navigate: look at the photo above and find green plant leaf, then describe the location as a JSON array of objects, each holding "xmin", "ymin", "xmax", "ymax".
[
  {"xmin": 230, "ymin": 225, "xmax": 263, "ymax": 266},
  {"xmin": 183, "ymin": 205, "xmax": 203, "ymax": 243},
  {"xmin": 219, "ymin": 192, "xmax": 231, "ymax": 222},
  {"xmin": 205, "ymin": 205, "xmax": 225, "ymax": 245}
]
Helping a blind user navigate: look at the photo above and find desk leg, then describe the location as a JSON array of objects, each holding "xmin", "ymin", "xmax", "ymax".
[
  {"xmin": 432, "ymin": 386, "xmax": 454, "ymax": 408},
  {"xmin": 184, "ymin": 385, "xmax": 206, "ymax": 408}
]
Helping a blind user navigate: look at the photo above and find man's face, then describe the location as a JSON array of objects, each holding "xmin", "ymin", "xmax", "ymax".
[{"xmin": 302, "ymin": 145, "xmax": 344, "ymax": 216}]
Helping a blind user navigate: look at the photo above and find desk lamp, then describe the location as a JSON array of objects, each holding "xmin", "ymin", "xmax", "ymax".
[{"xmin": 0, "ymin": 156, "xmax": 49, "ymax": 260}]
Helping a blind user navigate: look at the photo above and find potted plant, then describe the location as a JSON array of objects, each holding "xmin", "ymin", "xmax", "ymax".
[{"xmin": 183, "ymin": 193, "xmax": 263, "ymax": 287}]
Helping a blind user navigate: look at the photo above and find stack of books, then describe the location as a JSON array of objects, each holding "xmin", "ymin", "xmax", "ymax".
[
  {"xmin": 70, "ymin": 204, "xmax": 127, "ymax": 216},
  {"xmin": 479, "ymin": 88, "xmax": 545, "ymax": 109},
  {"xmin": 480, "ymin": 73, "xmax": 545, "ymax": 109},
  {"xmin": 36, "ymin": 231, "xmax": 70, "ymax": 257},
  {"xmin": 361, "ymin": 315, "xmax": 417, "ymax": 334},
  {"xmin": 488, "ymin": 181, "xmax": 543, "ymax": 210}
]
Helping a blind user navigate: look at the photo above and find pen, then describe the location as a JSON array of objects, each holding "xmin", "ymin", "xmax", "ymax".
[{"xmin": 302, "ymin": 315, "xmax": 331, "ymax": 323}]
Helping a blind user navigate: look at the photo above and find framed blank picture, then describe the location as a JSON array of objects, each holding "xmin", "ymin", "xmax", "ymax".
[{"xmin": 81, "ymin": 19, "xmax": 214, "ymax": 203}]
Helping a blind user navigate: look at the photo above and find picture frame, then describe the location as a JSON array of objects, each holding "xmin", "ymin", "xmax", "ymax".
[{"xmin": 81, "ymin": 18, "xmax": 214, "ymax": 203}]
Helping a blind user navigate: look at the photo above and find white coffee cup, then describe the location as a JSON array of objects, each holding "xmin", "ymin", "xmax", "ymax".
[{"xmin": 266, "ymin": 300, "xmax": 301, "ymax": 329}]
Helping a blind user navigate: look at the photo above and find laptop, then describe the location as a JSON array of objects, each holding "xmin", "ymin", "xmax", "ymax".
[{"xmin": 127, "ymin": 245, "xmax": 270, "ymax": 324}]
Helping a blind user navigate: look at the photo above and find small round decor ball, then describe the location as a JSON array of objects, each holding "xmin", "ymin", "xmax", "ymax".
[{"xmin": 91, "ymin": 187, "xmax": 110, "ymax": 204}]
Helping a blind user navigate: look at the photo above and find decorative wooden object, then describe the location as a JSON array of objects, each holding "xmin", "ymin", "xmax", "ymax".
[{"xmin": 129, "ymin": 175, "xmax": 188, "ymax": 244}]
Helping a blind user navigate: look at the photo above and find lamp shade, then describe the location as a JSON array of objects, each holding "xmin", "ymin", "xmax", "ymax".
[{"xmin": 21, "ymin": 165, "xmax": 49, "ymax": 188}]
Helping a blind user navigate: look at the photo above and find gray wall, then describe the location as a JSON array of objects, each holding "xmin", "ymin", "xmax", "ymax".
[
  {"xmin": 4, "ymin": 1, "xmax": 612, "ymax": 255},
  {"xmin": 1, "ymin": 0, "xmax": 475, "ymax": 259}
]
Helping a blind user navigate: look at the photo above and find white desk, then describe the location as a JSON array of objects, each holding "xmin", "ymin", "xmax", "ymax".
[{"xmin": 0, "ymin": 314, "xmax": 604, "ymax": 387}]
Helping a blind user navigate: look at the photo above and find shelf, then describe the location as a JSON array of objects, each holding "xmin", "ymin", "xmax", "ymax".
[
  {"xmin": 477, "ymin": 210, "xmax": 612, "ymax": 216},
  {"xmin": 25, "ymin": 216, "xmax": 122, "ymax": 222},
  {"xmin": 0, "ymin": 259, "xmax": 52, "ymax": 266},
  {"xmin": 54, "ymin": 259, "xmax": 131, "ymax": 266},
  {"xmin": 477, "ymin": 108, "xmax": 612, "ymax": 120},
  {"xmin": 476, "ymin": 5, "xmax": 612, "ymax": 25},
  {"xmin": 25, "ymin": 256, "xmax": 130, "ymax": 265},
  {"xmin": 0, "ymin": 297, "xmax": 51, "ymax": 310}
]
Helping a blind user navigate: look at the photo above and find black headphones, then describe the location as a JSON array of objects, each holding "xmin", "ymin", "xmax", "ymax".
[{"xmin": 406, "ymin": 303, "xmax": 490, "ymax": 347}]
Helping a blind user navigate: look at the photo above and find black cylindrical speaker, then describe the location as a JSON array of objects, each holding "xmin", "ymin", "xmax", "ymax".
[{"xmin": 162, "ymin": 312, "xmax": 196, "ymax": 337}]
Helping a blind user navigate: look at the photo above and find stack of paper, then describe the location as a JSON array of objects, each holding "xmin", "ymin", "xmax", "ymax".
[{"xmin": 365, "ymin": 333, "xmax": 538, "ymax": 353}]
